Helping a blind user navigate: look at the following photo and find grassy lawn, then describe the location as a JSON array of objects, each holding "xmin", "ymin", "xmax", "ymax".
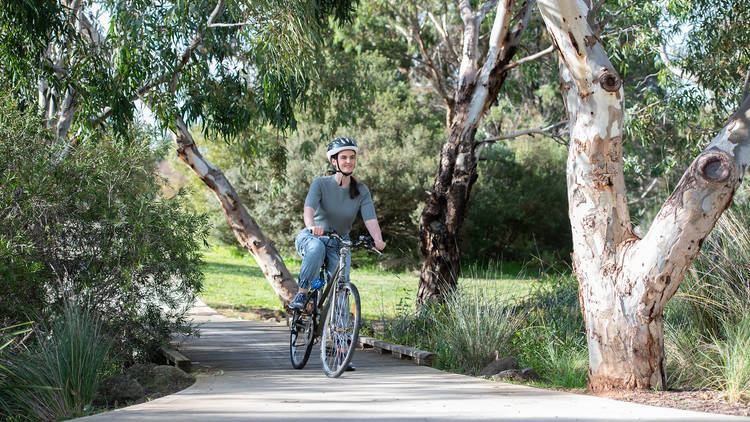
[{"xmin": 198, "ymin": 245, "xmax": 536, "ymax": 321}]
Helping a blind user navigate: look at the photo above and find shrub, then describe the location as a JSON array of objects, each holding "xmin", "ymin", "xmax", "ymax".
[
  {"xmin": 0, "ymin": 303, "xmax": 111, "ymax": 421},
  {"xmin": 0, "ymin": 93, "xmax": 208, "ymax": 361},
  {"xmin": 433, "ymin": 287, "xmax": 524, "ymax": 375},
  {"xmin": 678, "ymin": 206, "xmax": 750, "ymax": 336},
  {"xmin": 513, "ymin": 274, "xmax": 588, "ymax": 388},
  {"xmin": 385, "ymin": 284, "xmax": 525, "ymax": 375},
  {"xmin": 462, "ymin": 143, "xmax": 571, "ymax": 264}
]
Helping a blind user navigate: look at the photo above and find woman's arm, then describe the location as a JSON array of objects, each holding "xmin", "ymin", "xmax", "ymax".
[
  {"xmin": 304, "ymin": 206, "xmax": 324, "ymax": 236},
  {"xmin": 364, "ymin": 218, "xmax": 386, "ymax": 250}
]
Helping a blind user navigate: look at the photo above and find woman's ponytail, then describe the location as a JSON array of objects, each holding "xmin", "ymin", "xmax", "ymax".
[{"xmin": 349, "ymin": 176, "xmax": 360, "ymax": 199}]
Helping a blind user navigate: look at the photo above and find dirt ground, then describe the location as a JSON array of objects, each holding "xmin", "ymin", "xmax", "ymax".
[{"xmin": 579, "ymin": 389, "xmax": 750, "ymax": 418}]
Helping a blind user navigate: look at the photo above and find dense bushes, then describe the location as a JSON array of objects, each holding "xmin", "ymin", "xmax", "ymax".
[
  {"xmin": 0, "ymin": 94, "xmax": 208, "ymax": 362},
  {"xmin": 512, "ymin": 275, "xmax": 587, "ymax": 388},
  {"xmin": 463, "ymin": 142, "xmax": 571, "ymax": 263},
  {"xmin": 383, "ymin": 273, "xmax": 587, "ymax": 386}
]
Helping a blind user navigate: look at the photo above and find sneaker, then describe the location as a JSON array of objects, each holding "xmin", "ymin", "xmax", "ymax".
[
  {"xmin": 345, "ymin": 361, "xmax": 356, "ymax": 372},
  {"xmin": 289, "ymin": 293, "xmax": 308, "ymax": 312}
]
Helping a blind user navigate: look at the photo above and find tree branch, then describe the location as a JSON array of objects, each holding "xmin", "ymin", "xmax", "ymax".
[
  {"xmin": 424, "ymin": 9, "xmax": 459, "ymax": 64},
  {"xmin": 89, "ymin": 78, "xmax": 168, "ymax": 127},
  {"xmin": 658, "ymin": 41, "xmax": 701, "ymax": 86},
  {"xmin": 479, "ymin": 0, "xmax": 514, "ymax": 75},
  {"xmin": 588, "ymin": 0, "xmax": 607, "ymax": 32},
  {"xmin": 627, "ymin": 177, "xmax": 659, "ymax": 206},
  {"xmin": 501, "ymin": 45, "xmax": 554, "ymax": 72},
  {"xmin": 413, "ymin": 16, "xmax": 453, "ymax": 111},
  {"xmin": 478, "ymin": 0, "xmax": 500, "ymax": 19},
  {"xmin": 55, "ymin": 88, "xmax": 77, "ymax": 143},
  {"xmin": 473, "ymin": 120, "xmax": 569, "ymax": 161},
  {"xmin": 207, "ymin": 22, "xmax": 250, "ymax": 28},
  {"xmin": 476, "ymin": 120, "xmax": 569, "ymax": 146},
  {"xmin": 741, "ymin": 63, "xmax": 750, "ymax": 105},
  {"xmin": 169, "ymin": 0, "xmax": 225, "ymax": 93},
  {"xmin": 93, "ymin": 0, "xmax": 226, "ymax": 127}
]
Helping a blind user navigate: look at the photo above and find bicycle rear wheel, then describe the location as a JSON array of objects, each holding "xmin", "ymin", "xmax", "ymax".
[
  {"xmin": 289, "ymin": 294, "xmax": 316, "ymax": 369},
  {"xmin": 320, "ymin": 282, "xmax": 361, "ymax": 378}
]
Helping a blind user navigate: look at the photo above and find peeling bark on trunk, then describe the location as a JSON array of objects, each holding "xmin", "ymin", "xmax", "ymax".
[
  {"xmin": 417, "ymin": 0, "xmax": 530, "ymax": 305},
  {"xmin": 172, "ymin": 117, "xmax": 298, "ymax": 305},
  {"xmin": 418, "ymin": 117, "xmax": 479, "ymax": 304},
  {"xmin": 538, "ymin": 0, "xmax": 750, "ymax": 391}
]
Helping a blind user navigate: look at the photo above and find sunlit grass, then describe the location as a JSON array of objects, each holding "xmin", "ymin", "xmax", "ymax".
[
  {"xmin": 199, "ymin": 246, "xmax": 284, "ymax": 312},
  {"xmin": 199, "ymin": 245, "xmax": 533, "ymax": 321}
]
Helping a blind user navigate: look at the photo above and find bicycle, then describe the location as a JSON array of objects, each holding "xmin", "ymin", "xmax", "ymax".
[{"xmin": 288, "ymin": 232, "xmax": 380, "ymax": 377}]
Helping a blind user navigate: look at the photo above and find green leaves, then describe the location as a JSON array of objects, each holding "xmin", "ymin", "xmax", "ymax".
[
  {"xmin": 2, "ymin": 0, "xmax": 359, "ymax": 165},
  {"xmin": 0, "ymin": 93, "xmax": 208, "ymax": 362}
]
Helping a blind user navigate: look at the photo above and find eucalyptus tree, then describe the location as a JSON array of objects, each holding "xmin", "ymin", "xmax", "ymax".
[
  {"xmin": 350, "ymin": 0, "xmax": 558, "ymax": 304},
  {"xmin": 1, "ymin": 0, "xmax": 356, "ymax": 305},
  {"xmin": 536, "ymin": 0, "xmax": 750, "ymax": 391}
]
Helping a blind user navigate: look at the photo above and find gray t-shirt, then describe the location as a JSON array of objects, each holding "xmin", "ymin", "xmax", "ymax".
[{"xmin": 304, "ymin": 176, "xmax": 377, "ymax": 236}]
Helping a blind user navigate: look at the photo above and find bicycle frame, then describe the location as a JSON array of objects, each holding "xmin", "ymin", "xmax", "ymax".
[{"xmin": 311, "ymin": 235, "xmax": 351, "ymax": 337}]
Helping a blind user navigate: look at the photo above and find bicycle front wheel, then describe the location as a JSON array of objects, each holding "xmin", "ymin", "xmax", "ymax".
[
  {"xmin": 320, "ymin": 282, "xmax": 361, "ymax": 378},
  {"xmin": 290, "ymin": 303, "xmax": 316, "ymax": 369}
]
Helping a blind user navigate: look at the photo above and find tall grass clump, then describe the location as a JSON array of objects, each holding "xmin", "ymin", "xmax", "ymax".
[
  {"xmin": 0, "ymin": 302, "xmax": 112, "ymax": 421},
  {"xmin": 513, "ymin": 274, "xmax": 588, "ymax": 388},
  {"xmin": 385, "ymin": 283, "xmax": 524, "ymax": 375},
  {"xmin": 0, "ymin": 322, "xmax": 32, "ymax": 416},
  {"xmin": 707, "ymin": 316, "xmax": 750, "ymax": 403},
  {"xmin": 432, "ymin": 285, "xmax": 525, "ymax": 374},
  {"xmin": 665, "ymin": 204, "xmax": 750, "ymax": 401}
]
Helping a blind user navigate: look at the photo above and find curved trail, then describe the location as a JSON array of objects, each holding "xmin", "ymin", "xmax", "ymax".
[{"xmin": 75, "ymin": 301, "xmax": 749, "ymax": 422}]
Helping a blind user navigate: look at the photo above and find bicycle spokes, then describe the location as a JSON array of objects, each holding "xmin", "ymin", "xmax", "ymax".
[{"xmin": 321, "ymin": 283, "xmax": 361, "ymax": 377}]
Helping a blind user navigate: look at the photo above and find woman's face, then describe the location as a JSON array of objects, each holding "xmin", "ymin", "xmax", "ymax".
[{"xmin": 333, "ymin": 150, "xmax": 357, "ymax": 174}]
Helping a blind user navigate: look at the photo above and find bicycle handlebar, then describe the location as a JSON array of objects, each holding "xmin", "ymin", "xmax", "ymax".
[
  {"xmin": 353, "ymin": 235, "xmax": 382, "ymax": 256},
  {"xmin": 313, "ymin": 230, "xmax": 382, "ymax": 256}
]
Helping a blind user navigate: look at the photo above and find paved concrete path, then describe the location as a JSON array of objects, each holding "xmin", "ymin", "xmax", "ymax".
[{"xmin": 76, "ymin": 301, "xmax": 750, "ymax": 422}]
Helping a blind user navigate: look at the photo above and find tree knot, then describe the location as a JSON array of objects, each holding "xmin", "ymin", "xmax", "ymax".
[
  {"xmin": 598, "ymin": 71, "xmax": 621, "ymax": 93},
  {"xmin": 697, "ymin": 151, "xmax": 734, "ymax": 184}
]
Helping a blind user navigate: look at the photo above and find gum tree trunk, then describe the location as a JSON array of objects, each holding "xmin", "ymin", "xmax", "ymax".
[
  {"xmin": 538, "ymin": 0, "xmax": 750, "ymax": 391},
  {"xmin": 173, "ymin": 117, "xmax": 298, "ymax": 305},
  {"xmin": 417, "ymin": 0, "xmax": 531, "ymax": 305}
]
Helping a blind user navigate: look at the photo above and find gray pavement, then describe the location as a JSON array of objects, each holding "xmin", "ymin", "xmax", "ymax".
[{"xmin": 75, "ymin": 301, "xmax": 750, "ymax": 422}]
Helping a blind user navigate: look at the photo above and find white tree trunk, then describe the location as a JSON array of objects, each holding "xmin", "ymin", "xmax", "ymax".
[
  {"xmin": 172, "ymin": 117, "xmax": 298, "ymax": 305},
  {"xmin": 538, "ymin": 0, "xmax": 750, "ymax": 391}
]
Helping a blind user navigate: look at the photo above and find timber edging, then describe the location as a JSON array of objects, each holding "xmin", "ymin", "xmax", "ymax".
[
  {"xmin": 160, "ymin": 346, "xmax": 192, "ymax": 371},
  {"xmin": 358, "ymin": 336, "xmax": 435, "ymax": 366}
]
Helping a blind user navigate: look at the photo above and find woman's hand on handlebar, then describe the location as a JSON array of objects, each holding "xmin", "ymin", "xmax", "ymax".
[
  {"xmin": 374, "ymin": 240, "xmax": 386, "ymax": 251},
  {"xmin": 308, "ymin": 226, "xmax": 325, "ymax": 236}
]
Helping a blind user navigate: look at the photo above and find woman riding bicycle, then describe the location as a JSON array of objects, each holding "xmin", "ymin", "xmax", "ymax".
[{"xmin": 289, "ymin": 137, "xmax": 386, "ymax": 317}]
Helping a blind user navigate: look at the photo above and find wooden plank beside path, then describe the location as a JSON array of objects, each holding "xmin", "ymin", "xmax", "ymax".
[{"xmin": 358, "ymin": 335, "xmax": 435, "ymax": 366}]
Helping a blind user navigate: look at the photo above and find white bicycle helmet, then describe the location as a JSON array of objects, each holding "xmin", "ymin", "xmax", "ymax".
[{"xmin": 326, "ymin": 137, "xmax": 358, "ymax": 161}]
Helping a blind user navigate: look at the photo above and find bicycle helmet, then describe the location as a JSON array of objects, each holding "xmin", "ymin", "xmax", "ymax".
[{"xmin": 326, "ymin": 137, "xmax": 358, "ymax": 161}]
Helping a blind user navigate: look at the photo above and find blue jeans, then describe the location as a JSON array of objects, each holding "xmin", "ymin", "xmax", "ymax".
[{"xmin": 294, "ymin": 229, "xmax": 351, "ymax": 290}]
